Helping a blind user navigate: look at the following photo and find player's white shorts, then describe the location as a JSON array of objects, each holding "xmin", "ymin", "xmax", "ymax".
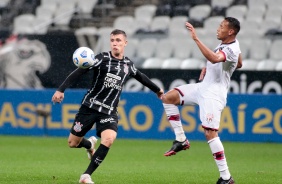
[{"xmin": 175, "ymin": 83, "xmax": 225, "ymax": 130}]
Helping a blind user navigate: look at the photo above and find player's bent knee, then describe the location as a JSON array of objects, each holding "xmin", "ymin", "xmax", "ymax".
[
  {"xmin": 162, "ymin": 90, "xmax": 180, "ymax": 105},
  {"xmin": 204, "ymin": 129, "xmax": 218, "ymax": 141},
  {"xmin": 68, "ymin": 133, "xmax": 82, "ymax": 148},
  {"xmin": 68, "ymin": 137, "xmax": 82, "ymax": 148},
  {"xmin": 100, "ymin": 129, "xmax": 117, "ymax": 147},
  {"xmin": 68, "ymin": 140, "xmax": 79, "ymax": 148}
]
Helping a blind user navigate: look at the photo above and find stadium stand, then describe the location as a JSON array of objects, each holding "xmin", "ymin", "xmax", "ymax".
[
  {"xmin": 113, "ymin": 15, "xmax": 136, "ymax": 36},
  {"xmin": 75, "ymin": 26, "xmax": 98, "ymax": 51},
  {"xmin": 134, "ymin": 4, "xmax": 156, "ymax": 23},
  {"xmin": 180, "ymin": 58, "xmax": 205, "ymax": 69},
  {"xmin": 256, "ymin": 60, "xmax": 278, "ymax": 71},
  {"xmin": 155, "ymin": 38, "xmax": 173, "ymax": 59},
  {"xmin": 211, "ymin": 0, "xmax": 234, "ymax": 15},
  {"xmin": 13, "ymin": 13, "xmax": 36, "ymax": 34},
  {"xmin": 269, "ymin": 40, "xmax": 282, "ymax": 61},
  {"xmin": 124, "ymin": 37, "xmax": 139, "ymax": 59},
  {"xmin": 275, "ymin": 61, "xmax": 282, "ymax": 71},
  {"xmin": 150, "ymin": 15, "xmax": 170, "ymax": 33},
  {"xmin": 189, "ymin": 4, "xmax": 211, "ymax": 27},
  {"xmin": 161, "ymin": 58, "xmax": 183, "ymax": 69},
  {"xmin": 239, "ymin": 59, "xmax": 258, "ymax": 71},
  {"xmin": 171, "ymin": 39, "xmax": 193, "ymax": 60},
  {"xmin": 142, "ymin": 57, "xmax": 163, "ymax": 69},
  {"xmin": 0, "ymin": 0, "xmax": 282, "ymax": 71}
]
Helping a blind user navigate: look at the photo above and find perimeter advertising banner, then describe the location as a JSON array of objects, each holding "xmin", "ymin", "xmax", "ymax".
[{"xmin": 0, "ymin": 90, "xmax": 281, "ymax": 143}]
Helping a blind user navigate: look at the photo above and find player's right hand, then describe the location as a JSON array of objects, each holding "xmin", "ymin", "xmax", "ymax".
[
  {"xmin": 157, "ymin": 89, "xmax": 164, "ymax": 99},
  {"xmin": 51, "ymin": 91, "xmax": 64, "ymax": 104},
  {"xmin": 185, "ymin": 22, "xmax": 197, "ymax": 40}
]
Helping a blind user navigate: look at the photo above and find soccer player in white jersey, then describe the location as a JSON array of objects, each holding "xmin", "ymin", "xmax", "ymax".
[{"xmin": 161, "ymin": 17, "xmax": 242, "ymax": 184}]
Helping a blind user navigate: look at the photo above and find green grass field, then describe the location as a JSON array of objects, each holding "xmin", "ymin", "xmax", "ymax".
[{"xmin": 0, "ymin": 135, "xmax": 281, "ymax": 184}]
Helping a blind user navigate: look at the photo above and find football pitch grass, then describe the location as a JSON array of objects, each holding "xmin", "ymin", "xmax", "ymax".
[{"xmin": 0, "ymin": 135, "xmax": 281, "ymax": 184}]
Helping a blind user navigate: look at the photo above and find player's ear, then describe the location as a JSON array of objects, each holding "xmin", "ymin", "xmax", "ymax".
[
  {"xmin": 228, "ymin": 29, "xmax": 235, "ymax": 36},
  {"xmin": 124, "ymin": 39, "xmax": 128, "ymax": 46}
]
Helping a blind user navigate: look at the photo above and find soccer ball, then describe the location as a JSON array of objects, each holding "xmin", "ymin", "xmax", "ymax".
[{"xmin": 72, "ymin": 47, "xmax": 95, "ymax": 69}]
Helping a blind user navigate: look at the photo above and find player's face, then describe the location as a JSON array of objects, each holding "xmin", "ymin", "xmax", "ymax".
[
  {"xmin": 216, "ymin": 20, "xmax": 232, "ymax": 40},
  {"xmin": 110, "ymin": 34, "xmax": 127, "ymax": 58}
]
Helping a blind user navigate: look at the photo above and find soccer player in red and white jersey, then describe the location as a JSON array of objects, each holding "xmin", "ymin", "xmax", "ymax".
[{"xmin": 162, "ymin": 17, "xmax": 242, "ymax": 184}]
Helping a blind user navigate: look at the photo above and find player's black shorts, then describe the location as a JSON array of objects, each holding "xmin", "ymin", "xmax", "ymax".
[{"xmin": 70, "ymin": 105, "xmax": 118, "ymax": 138}]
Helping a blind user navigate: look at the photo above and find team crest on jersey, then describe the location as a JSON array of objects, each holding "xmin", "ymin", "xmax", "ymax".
[
  {"xmin": 74, "ymin": 122, "xmax": 83, "ymax": 132},
  {"xmin": 124, "ymin": 64, "xmax": 129, "ymax": 74},
  {"xmin": 206, "ymin": 113, "xmax": 214, "ymax": 123}
]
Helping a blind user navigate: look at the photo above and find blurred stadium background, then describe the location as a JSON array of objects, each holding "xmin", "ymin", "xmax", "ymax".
[
  {"xmin": 0, "ymin": 0, "xmax": 282, "ymax": 70},
  {"xmin": 0, "ymin": 0, "xmax": 281, "ymax": 139},
  {"xmin": 0, "ymin": 0, "xmax": 281, "ymax": 137}
]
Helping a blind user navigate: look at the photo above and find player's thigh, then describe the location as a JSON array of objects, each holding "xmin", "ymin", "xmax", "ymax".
[
  {"xmin": 199, "ymin": 98, "xmax": 224, "ymax": 130},
  {"xmin": 175, "ymin": 83, "xmax": 199, "ymax": 105},
  {"xmin": 70, "ymin": 105, "xmax": 97, "ymax": 137},
  {"xmin": 96, "ymin": 113, "xmax": 118, "ymax": 138}
]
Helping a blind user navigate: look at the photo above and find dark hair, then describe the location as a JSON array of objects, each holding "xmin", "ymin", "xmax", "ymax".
[
  {"xmin": 225, "ymin": 17, "xmax": 240, "ymax": 35},
  {"xmin": 110, "ymin": 29, "xmax": 127, "ymax": 37}
]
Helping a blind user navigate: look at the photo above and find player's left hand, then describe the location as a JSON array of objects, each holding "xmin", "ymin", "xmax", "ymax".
[{"xmin": 157, "ymin": 89, "xmax": 164, "ymax": 99}]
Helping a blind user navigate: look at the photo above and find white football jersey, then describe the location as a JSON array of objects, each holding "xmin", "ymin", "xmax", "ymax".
[{"xmin": 199, "ymin": 39, "xmax": 241, "ymax": 104}]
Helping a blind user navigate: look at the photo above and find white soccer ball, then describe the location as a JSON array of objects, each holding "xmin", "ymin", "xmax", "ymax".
[{"xmin": 72, "ymin": 47, "xmax": 95, "ymax": 69}]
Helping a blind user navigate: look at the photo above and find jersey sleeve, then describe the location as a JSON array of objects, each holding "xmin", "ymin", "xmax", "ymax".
[
  {"xmin": 133, "ymin": 70, "xmax": 160, "ymax": 93},
  {"xmin": 127, "ymin": 58, "xmax": 138, "ymax": 76},
  {"xmin": 127, "ymin": 59, "xmax": 160, "ymax": 93},
  {"xmin": 89, "ymin": 52, "xmax": 104, "ymax": 68},
  {"xmin": 57, "ymin": 68, "xmax": 88, "ymax": 92},
  {"xmin": 221, "ymin": 44, "xmax": 240, "ymax": 63}
]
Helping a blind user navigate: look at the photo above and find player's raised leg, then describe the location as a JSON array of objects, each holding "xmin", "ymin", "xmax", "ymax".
[
  {"xmin": 68, "ymin": 133, "xmax": 97, "ymax": 159},
  {"xmin": 68, "ymin": 133, "xmax": 92, "ymax": 150},
  {"xmin": 162, "ymin": 89, "xmax": 190, "ymax": 156}
]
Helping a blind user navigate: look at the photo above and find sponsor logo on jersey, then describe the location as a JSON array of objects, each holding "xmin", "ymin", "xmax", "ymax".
[
  {"xmin": 104, "ymin": 73, "xmax": 122, "ymax": 90},
  {"xmin": 106, "ymin": 73, "xmax": 121, "ymax": 80},
  {"xmin": 74, "ymin": 122, "xmax": 83, "ymax": 132},
  {"xmin": 90, "ymin": 98, "xmax": 114, "ymax": 110},
  {"xmin": 100, "ymin": 117, "xmax": 115, "ymax": 123}
]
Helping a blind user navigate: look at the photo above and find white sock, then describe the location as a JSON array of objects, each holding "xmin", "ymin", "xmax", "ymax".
[
  {"xmin": 163, "ymin": 103, "xmax": 186, "ymax": 142},
  {"xmin": 208, "ymin": 137, "xmax": 231, "ymax": 180}
]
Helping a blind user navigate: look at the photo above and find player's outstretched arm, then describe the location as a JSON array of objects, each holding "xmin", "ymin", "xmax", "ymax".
[
  {"xmin": 51, "ymin": 68, "xmax": 88, "ymax": 104},
  {"xmin": 57, "ymin": 68, "xmax": 88, "ymax": 92},
  {"xmin": 134, "ymin": 70, "xmax": 163, "ymax": 99},
  {"xmin": 185, "ymin": 22, "xmax": 225, "ymax": 63}
]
